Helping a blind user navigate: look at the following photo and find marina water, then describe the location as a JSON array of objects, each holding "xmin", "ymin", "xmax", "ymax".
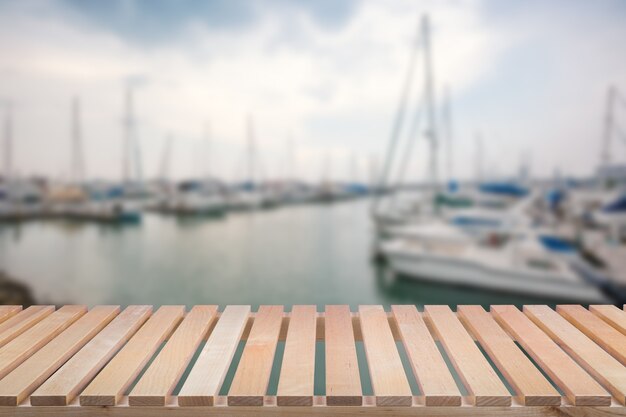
[{"xmin": 0, "ymin": 198, "xmax": 559, "ymax": 308}]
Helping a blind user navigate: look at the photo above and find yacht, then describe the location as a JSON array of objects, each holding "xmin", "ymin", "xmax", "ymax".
[{"xmin": 381, "ymin": 232, "xmax": 608, "ymax": 303}]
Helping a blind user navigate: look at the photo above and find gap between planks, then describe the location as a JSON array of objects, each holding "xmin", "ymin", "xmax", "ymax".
[{"xmin": 237, "ymin": 311, "xmax": 485, "ymax": 343}]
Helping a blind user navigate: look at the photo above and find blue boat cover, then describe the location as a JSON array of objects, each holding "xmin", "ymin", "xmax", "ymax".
[
  {"xmin": 479, "ymin": 182, "xmax": 528, "ymax": 197},
  {"xmin": 539, "ymin": 235, "xmax": 576, "ymax": 253},
  {"xmin": 602, "ymin": 194, "xmax": 626, "ymax": 213}
]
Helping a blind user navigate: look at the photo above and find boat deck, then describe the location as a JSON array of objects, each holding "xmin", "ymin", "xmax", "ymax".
[{"xmin": 0, "ymin": 304, "xmax": 624, "ymax": 416}]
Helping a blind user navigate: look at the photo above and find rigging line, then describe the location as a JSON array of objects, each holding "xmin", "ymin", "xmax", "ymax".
[
  {"xmin": 393, "ymin": 92, "xmax": 426, "ymax": 189},
  {"xmin": 614, "ymin": 123, "xmax": 626, "ymax": 145},
  {"xmin": 371, "ymin": 17, "xmax": 422, "ymax": 215},
  {"xmin": 617, "ymin": 88, "xmax": 626, "ymax": 108}
]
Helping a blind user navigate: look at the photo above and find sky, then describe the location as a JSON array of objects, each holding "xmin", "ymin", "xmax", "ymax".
[{"xmin": 0, "ymin": 0, "xmax": 625, "ymax": 183}]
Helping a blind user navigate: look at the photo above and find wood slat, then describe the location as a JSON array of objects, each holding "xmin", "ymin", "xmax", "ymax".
[
  {"xmin": 590, "ymin": 305, "xmax": 626, "ymax": 335},
  {"xmin": 276, "ymin": 305, "xmax": 317, "ymax": 406},
  {"xmin": 525, "ymin": 305, "xmax": 626, "ymax": 405},
  {"xmin": 0, "ymin": 305, "xmax": 85, "ymax": 380},
  {"xmin": 359, "ymin": 305, "xmax": 411, "ymax": 406},
  {"xmin": 457, "ymin": 306, "xmax": 560, "ymax": 406},
  {"xmin": 558, "ymin": 305, "xmax": 626, "ymax": 365},
  {"xmin": 30, "ymin": 305, "xmax": 152, "ymax": 406},
  {"xmin": 79, "ymin": 305, "xmax": 184, "ymax": 406},
  {"xmin": 129, "ymin": 306, "xmax": 218, "ymax": 406},
  {"xmin": 0, "ymin": 306, "xmax": 20, "ymax": 325},
  {"xmin": 325, "ymin": 305, "xmax": 362, "ymax": 406},
  {"xmin": 227, "ymin": 305, "xmax": 283, "ymax": 406},
  {"xmin": 424, "ymin": 306, "xmax": 510, "ymax": 407},
  {"xmin": 0, "ymin": 306, "xmax": 54, "ymax": 348},
  {"xmin": 0, "ymin": 306, "xmax": 119, "ymax": 405},
  {"xmin": 491, "ymin": 305, "xmax": 610, "ymax": 406},
  {"xmin": 178, "ymin": 305, "xmax": 250, "ymax": 406},
  {"xmin": 391, "ymin": 305, "xmax": 461, "ymax": 406}
]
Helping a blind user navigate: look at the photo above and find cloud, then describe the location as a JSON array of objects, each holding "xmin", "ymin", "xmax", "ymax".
[{"xmin": 0, "ymin": 0, "xmax": 624, "ymax": 183}]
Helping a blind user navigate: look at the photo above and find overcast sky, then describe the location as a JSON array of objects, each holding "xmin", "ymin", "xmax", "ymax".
[{"xmin": 1, "ymin": 0, "xmax": 625, "ymax": 183}]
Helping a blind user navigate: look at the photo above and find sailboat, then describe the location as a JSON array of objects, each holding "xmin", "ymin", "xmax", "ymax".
[
  {"xmin": 157, "ymin": 126, "xmax": 229, "ymax": 217},
  {"xmin": 228, "ymin": 115, "xmax": 275, "ymax": 210},
  {"xmin": 81, "ymin": 86, "xmax": 142, "ymax": 223},
  {"xmin": 0, "ymin": 101, "xmax": 45, "ymax": 221},
  {"xmin": 373, "ymin": 15, "xmax": 611, "ymax": 302}
]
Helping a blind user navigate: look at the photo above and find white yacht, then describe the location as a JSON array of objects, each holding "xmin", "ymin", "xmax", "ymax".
[{"xmin": 381, "ymin": 233, "xmax": 608, "ymax": 303}]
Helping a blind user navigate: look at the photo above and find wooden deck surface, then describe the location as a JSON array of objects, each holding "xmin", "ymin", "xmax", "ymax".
[{"xmin": 0, "ymin": 304, "xmax": 623, "ymax": 416}]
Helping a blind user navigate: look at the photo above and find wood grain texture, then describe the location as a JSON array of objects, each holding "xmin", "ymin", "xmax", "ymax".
[
  {"xmin": 30, "ymin": 305, "xmax": 152, "ymax": 406},
  {"xmin": 491, "ymin": 305, "xmax": 610, "ymax": 406},
  {"xmin": 276, "ymin": 305, "xmax": 317, "ymax": 406},
  {"xmin": 391, "ymin": 305, "xmax": 461, "ymax": 406},
  {"xmin": 359, "ymin": 305, "xmax": 411, "ymax": 406},
  {"xmin": 525, "ymin": 305, "xmax": 626, "ymax": 405},
  {"xmin": 0, "ymin": 306, "xmax": 54, "ymax": 348},
  {"xmin": 0, "ymin": 306, "xmax": 20, "ymax": 325},
  {"xmin": 424, "ymin": 306, "xmax": 510, "ymax": 407},
  {"xmin": 178, "ymin": 305, "xmax": 250, "ymax": 406},
  {"xmin": 129, "ymin": 306, "xmax": 218, "ymax": 406},
  {"xmin": 457, "ymin": 305, "xmax": 560, "ymax": 406},
  {"xmin": 79, "ymin": 306, "xmax": 184, "ymax": 406},
  {"xmin": 558, "ymin": 305, "xmax": 626, "ymax": 365},
  {"xmin": 0, "ymin": 306, "xmax": 119, "ymax": 406},
  {"xmin": 0, "ymin": 305, "xmax": 85, "ymax": 380},
  {"xmin": 227, "ymin": 305, "xmax": 283, "ymax": 406},
  {"xmin": 0, "ymin": 304, "xmax": 624, "ymax": 413},
  {"xmin": 325, "ymin": 305, "xmax": 362, "ymax": 406},
  {"xmin": 590, "ymin": 305, "xmax": 626, "ymax": 336},
  {"xmin": 0, "ymin": 404, "xmax": 625, "ymax": 417}
]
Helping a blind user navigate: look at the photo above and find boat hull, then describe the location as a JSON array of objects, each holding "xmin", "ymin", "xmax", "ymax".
[{"xmin": 383, "ymin": 246, "xmax": 608, "ymax": 303}]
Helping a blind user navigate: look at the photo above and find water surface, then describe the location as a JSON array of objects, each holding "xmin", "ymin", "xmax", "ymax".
[{"xmin": 0, "ymin": 199, "xmax": 553, "ymax": 308}]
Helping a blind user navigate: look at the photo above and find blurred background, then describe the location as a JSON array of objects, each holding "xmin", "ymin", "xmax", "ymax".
[{"xmin": 0, "ymin": 0, "xmax": 625, "ymax": 308}]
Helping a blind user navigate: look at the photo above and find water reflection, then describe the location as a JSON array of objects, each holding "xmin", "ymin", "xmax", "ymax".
[{"xmin": 0, "ymin": 199, "xmax": 565, "ymax": 308}]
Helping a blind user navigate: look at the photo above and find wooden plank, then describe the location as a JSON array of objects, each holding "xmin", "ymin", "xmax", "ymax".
[
  {"xmin": 590, "ymin": 305, "xmax": 626, "ymax": 335},
  {"xmin": 391, "ymin": 305, "xmax": 461, "ymax": 406},
  {"xmin": 558, "ymin": 305, "xmax": 626, "ymax": 365},
  {"xmin": 227, "ymin": 305, "xmax": 283, "ymax": 406},
  {"xmin": 276, "ymin": 305, "xmax": 317, "ymax": 406},
  {"xmin": 0, "ymin": 305, "xmax": 85, "ymax": 380},
  {"xmin": 457, "ymin": 305, "xmax": 560, "ymax": 406},
  {"xmin": 79, "ymin": 305, "xmax": 184, "ymax": 406},
  {"xmin": 491, "ymin": 305, "xmax": 610, "ymax": 406},
  {"xmin": 424, "ymin": 306, "xmax": 510, "ymax": 407},
  {"xmin": 1, "ymin": 404, "xmax": 626, "ymax": 417},
  {"xmin": 325, "ymin": 305, "xmax": 362, "ymax": 406},
  {"xmin": 129, "ymin": 306, "xmax": 218, "ymax": 406},
  {"xmin": 0, "ymin": 306, "xmax": 54, "ymax": 348},
  {"xmin": 525, "ymin": 305, "xmax": 626, "ymax": 405},
  {"xmin": 0, "ymin": 305, "xmax": 119, "ymax": 405},
  {"xmin": 30, "ymin": 305, "xmax": 152, "ymax": 406},
  {"xmin": 0, "ymin": 306, "xmax": 20, "ymax": 325},
  {"xmin": 178, "ymin": 305, "xmax": 250, "ymax": 406},
  {"xmin": 359, "ymin": 305, "xmax": 411, "ymax": 406}
]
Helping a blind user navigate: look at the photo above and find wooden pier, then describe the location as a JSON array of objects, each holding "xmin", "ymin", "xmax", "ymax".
[{"xmin": 0, "ymin": 304, "xmax": 624, "ymax": 416}]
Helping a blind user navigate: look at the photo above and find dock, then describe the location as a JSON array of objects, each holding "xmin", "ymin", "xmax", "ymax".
[{"xmin": 0, "ymin": 304, "xmax": 623, "ymax": 415}]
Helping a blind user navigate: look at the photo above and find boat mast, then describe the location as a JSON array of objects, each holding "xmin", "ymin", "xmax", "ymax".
[
  {"xmin": 3, "ymin": 101, "xmax": 12, "ymax": 182},
  {"xmin": 122, "ymin": 86, "xmax": 133, "ymax": 184},
  {"xmin": 475, "ymin": 131, "xmax": 483, "ymax": 184},
  {"xmin": 71, "ymin": 96, "xmax": 84, "ymax": 184},
  {"xmin": 204, "ymin": 122, "xmax": 211, "ymax": 179},
  {"xmin": 371, "ymin": 15, "xmax": 421, "ymax": 214},
  {"xmin": 287, "ymin": 133, "xmax": 295, "ymax": 182},
  {"xmin": 601, "ymin": 85, "xmax": 617, "ymax": 168},
  {"xmin": 159, "ymin": 135, "xmax": 173, "ymax": 182},
  {"xmin": 443, "ymin": 86, "xmax": 453, "ymax": 184},
  {"xmin": 422, "ymin": 15, "xmax": 438, "ymax": 192},
  {"xmin": 246, "ymin": 114, "xmax": 256, "ymax": 186}
]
